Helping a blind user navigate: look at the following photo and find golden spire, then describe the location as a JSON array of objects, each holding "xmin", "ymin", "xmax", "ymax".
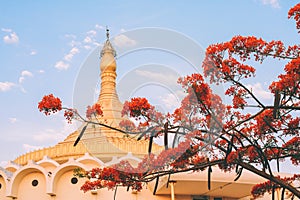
[{"xmin": 98, "ymin": 29, "xmax": 123, "ymax": 126}]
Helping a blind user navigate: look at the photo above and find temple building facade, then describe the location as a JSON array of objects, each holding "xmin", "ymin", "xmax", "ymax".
[{"xmin": 0, "ymin": 32, "xmax": 289, "ymax": 200}]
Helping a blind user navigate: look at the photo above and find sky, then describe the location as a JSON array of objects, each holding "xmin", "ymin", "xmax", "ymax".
[{"xmin": 0, "ymin": 0, "xmax": 299, "ymax": 172}]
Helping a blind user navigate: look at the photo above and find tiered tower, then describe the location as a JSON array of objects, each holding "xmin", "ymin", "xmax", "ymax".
[{"xmin": 14, "ymin": 30, "xmax": 162, "ymax": 165}]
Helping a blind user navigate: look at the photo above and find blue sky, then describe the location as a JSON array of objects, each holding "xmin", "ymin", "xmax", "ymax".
[{"xmin": 0, "ymin": 0, "xmax": 299, "ymax": 171}]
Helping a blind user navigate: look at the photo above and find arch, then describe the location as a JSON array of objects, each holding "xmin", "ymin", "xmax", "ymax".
[
  {"xmin": 7, "ymin": 161, "xmax": 48, "ymax": 198},
  {"xmin": 4, "ymin": 161, "xmax": 21, "ymax": 173},
  {"xmin": 48, "ymin": 158, "xmax": 88, "ymax": 195},
  {"xmin": 37, "ymin": 156, "xmax": 59, "ymax": 171},
  {"xmin": 0, "ymin": 167, "xmax": 11, "ymax": 184},
  {"xmin": 104, "ymin": 156, "xmax": 119, "ymax": 166},
  {"xmin": 118, "ymin": 152, "xmax": 141, "ymax": 162},
  {"xmin": 117, "ymin": 152, "xmax": 142, "ymax": 167},
  {"xmin": 76, "ymin": 153, "xmax": 104, "ymax": 169}
]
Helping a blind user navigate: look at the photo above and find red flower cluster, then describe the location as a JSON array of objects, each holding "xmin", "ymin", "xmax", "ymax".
[
  {"xmin": 122, "ymin": 97, "xmax": 151, "ymax": 118},
  {"xmin": 81, "ymin": 161, "xmax": 143, "ymax": 193},
  {"xmin": 269, "ymin": 58, "xmax": 300, "ymax": 96},
  {"xmin": 64, "ymin": 110, "xmax": 74, "ymax": 123},
  {"xmin": 226, "ymin": 86, "xmax": 247, "ymax": 109},
  {"xmin": 226, "ymin": 145, "xmax": 262, "ymax": 164},
  {"xmin": 254, "ymin": 109, "xmax": 275, "ymax": 136},
  {"xmin": 38, "ymin": 94, "xmax": 62, "ymax": 115},
  {"xmin": 251, "ymin": 174, "xmax": 300, "ymax": 198},
  {"xmin": 288, "ymin": 3, "xmax": 300, "ymax": 32},
  {"xmin": 284, "ymin": 117, "xmax": 300, "ymax": 135},
  {"xmin": 203, "ymin": 35, "xmax": 299, "ymax": 85},
  {"xmin": 283, "ymin": 136, "xmax": 300, "ymax": 165},
  {"xmin": 251, "ymin": 179, "xmax": 280, "ymax": 199},
  {"xmin": 86, "ymin": 104, "xmax": 103, "ymax": 119},
  {"xmin": 119, "ymin": 119, "xmax": 136, "ymax": 131},
  {"xmin": 264, "ymin": 148, "xmax": 281, "ymax": 160},
  {"xmin": 178, "ymin": 74, "xmax": 213, "ymax": 111},
  {"xmin": 226, "ymin": 151, "xmax": 239, "ymax": 163}
]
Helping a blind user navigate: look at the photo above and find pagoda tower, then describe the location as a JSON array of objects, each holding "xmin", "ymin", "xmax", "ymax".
[
  {"xmin": 97, "ymin": 28, "xmax": 124, "ymax": 126},
  {"xmin": 14, "ymin": 30, "xmax": 162, "ymax": 165}
]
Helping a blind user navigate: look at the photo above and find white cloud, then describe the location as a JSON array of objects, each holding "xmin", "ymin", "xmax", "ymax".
[
  {"xmin": 93, "ymin": 42, "xmax": 101, "ymax": 46},
  {"xmin": 23, "ymin": 144, "xmax": 43, "ymax": 152},
  {"xmin": 135, "ymin": 70, "xmax": 178, "ymax": 86},
  {"xmin": 21, "ymin": 70, "xmax": 33, "ymax": 77},
  {"xmin": 65, "ymin": 34, "xmax": 76, "ymax": 39},
  {"xmin": 18, "ymin": 77, "xmax": 24, "ymax": 83},
  {"xmin": 87, "ymin": 30, "xmax": 97, "ymax": 36},
  {"xmin": 83, "ymin": 36, "xmax": 93, "ymax": 43},
  {"xmin": 64, "ymin": 54, "xmax": 73, "ymax": 62},
  {"xmin": 3, "ymin": 32, "xmax": 19, "ymax": 44},
  {"xmin": 1, "ymin": 28, "xmax": 12, "ymax": 32},
  {"xmin": 246, "ymin": 83, "xmax": 273, "ymax": 100},
  {"xmin": 30, "ymin": 50, "xmax": 37, "ymax": 55},
  {"xmin": 64, "ymin": 47, "xmax": 80, "ymax": 62},
  {"xmin": 260, "ymin": 0, "xmax": 280, "ymax": 8},
  {"xmin": 95, "ymin": 24, "xmax": 104, "ymax": 30},
  {"xmin": 55, "ymin": 61, "xmax": 70, "ymax": 70},
  {"xmin": 120, "ymin": 28, "xmax": 126, "ymax": 33},
  {"xmin": 159, "ymin": 93, "xmax": 181, "ymax": 110},
  {"xmin": 38, "ymin": 70, "xmax": 45, "ymax": 73},
  {"xmin": 70, "ymin": 47, "xmax": 79, "ymax": 54},
  {"xmin": 9, "ymin": 117, "xmax": 17, "ymax": 123},
  {"xmin": 113, "ymin": 34, "xmax": 137, "ymax": 48},
  {"xmin": 69, "ymin": 40, "xmax": 81, "ymax": 47},
  {"xmin": 19, "ymin": 70, "xmax": 33, "ymax": 83},
  {"xmin": 84, "ymin": 45, "xmax": 91, "ymax": 50},
  {"xmin": 0, "ymin": 82, "xmax": 15, "ymax": 92}
]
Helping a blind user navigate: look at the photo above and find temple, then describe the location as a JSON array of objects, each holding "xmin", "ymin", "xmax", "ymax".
[{"xmin": 0, "ymin": 31, "xmax": 286, "ymax": 200}]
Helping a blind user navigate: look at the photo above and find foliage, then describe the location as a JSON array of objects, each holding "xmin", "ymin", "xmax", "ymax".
[{"xmin": 38, "ymin": 3, "xmax": 300, "ymax": 199}]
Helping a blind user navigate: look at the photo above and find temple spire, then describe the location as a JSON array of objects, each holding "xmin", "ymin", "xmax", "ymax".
[
  {"xmin": 106, "ymin": 27, "xmax": 110, "ymax": 40},
  {"xmin": 97, "ymin": 30, "xmax": 123, "ymax": 126},
  {"xmin": 100, "ymin": 28, "xmax": 116, "ymax": 57}
]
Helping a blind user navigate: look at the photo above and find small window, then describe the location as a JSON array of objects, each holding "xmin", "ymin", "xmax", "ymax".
[
  {"xmin": 71, "ymin": 177, "xmax": 78, "ymax": 184},
  {"xmin": 214, "ymin": 198, "xmax": 222, "ymax": 200},
  {"xmin": 0, "ymin": 183, "xmax": 2, "ymax": 189},
  {"xmin": 32, "ymin": 180, "xmax": 38, "ymax": 187}
]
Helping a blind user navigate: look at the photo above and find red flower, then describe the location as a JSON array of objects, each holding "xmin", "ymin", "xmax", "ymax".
[
  {"xmin": 86, "ymin": 104, "xmax": 103, "ymax": 119},
  {"xmin": 288, "ymin": 3, "xmax": 300, "ymax": 32},
  {"xmin": 122, "ymin": 97, "xmax": 151, "ymax": 118},
  {"xmin": 38, "ymin": 94, "xmax": 62, "ymax": 115},
  {"xmin": 64, "ymin": 110, "xmax": 74, "ymax": 123}
]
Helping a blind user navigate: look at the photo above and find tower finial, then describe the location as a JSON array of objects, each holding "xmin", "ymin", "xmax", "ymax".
[{"xmin": 106, "ymin": 26, "xmax": 109, "ymax": 40}]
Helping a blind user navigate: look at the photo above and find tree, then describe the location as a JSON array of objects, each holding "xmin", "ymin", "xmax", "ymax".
[{"xmin": 38, "ymin": 3, "xmax": 300, "ymax": 199}]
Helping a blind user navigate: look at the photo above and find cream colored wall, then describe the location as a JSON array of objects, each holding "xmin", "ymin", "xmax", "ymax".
[
  {"xmin": 0, "ymin": 154, "xmax": 294, "ymax": 200},
  {"xmin": 54, "ymin": 170, "xmax": 91, "ymax": 200},
  {"xmin": 17, "ymin": 172, "xmax": 49, "ymax": 200}
]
